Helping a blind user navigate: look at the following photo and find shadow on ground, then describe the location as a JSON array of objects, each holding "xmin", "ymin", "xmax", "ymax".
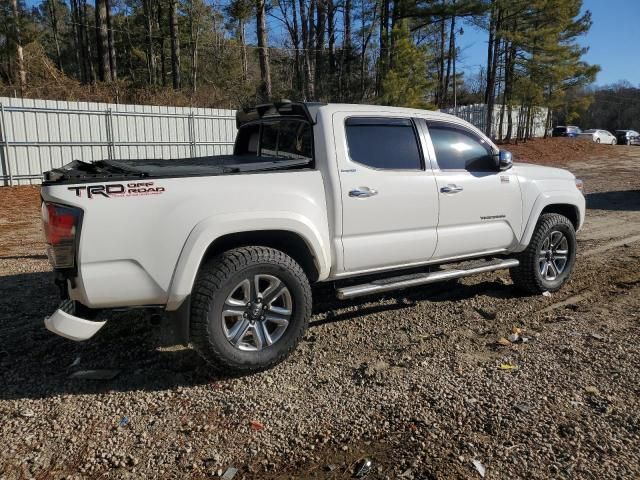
[
  {"xmin": 586, "ymin": 190, "xmax": 640, "ymax": 211},
  {"xmin": 0, "ymin": 269, "xmax": 518, "ymax": 401}
]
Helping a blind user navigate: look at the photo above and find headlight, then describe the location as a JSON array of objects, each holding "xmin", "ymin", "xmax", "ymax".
[{"xmin": 575, "ymin": 179, "xmax": 584, "ymax": 194}]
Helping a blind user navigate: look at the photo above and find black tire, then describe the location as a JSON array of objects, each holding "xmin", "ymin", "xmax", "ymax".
[
  {"xmin": 190, "ymin": 246, "xmax": 312, "ymax": 374},
  {"xmin": 510, "ymin": 213, "xmax": 577, "ymax": 294}
]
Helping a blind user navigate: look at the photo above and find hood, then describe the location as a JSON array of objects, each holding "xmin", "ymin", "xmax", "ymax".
[{"xmin": 512, "ymin": 162, "xmax": 575, "ymax": 181}]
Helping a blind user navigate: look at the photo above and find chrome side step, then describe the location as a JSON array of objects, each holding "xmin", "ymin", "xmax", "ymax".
[{"xmin": 336, "ymin": 259, "xmax": 520, "ymax": 300}]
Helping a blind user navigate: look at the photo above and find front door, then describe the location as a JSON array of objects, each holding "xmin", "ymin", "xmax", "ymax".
[
  {"xmin": 422, "ymin": 120, "xmax": 523, "ymax": 259},
  {"xmin": 333, "ymin": 113, "xmax": 439, "ymax": 273}
]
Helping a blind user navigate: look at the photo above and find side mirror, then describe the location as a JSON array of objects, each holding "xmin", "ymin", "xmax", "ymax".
[{"xmin": 497, "ymin": 150, "xmax": 513, "ymax": 171}]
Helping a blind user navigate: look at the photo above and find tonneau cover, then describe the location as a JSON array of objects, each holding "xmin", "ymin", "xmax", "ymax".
[{"xmin": 42, "ymin": 155, "xmax": 312, "ymax": 185}]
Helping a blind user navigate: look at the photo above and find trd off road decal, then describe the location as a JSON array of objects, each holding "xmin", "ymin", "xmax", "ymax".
[{"xmin": 68, "ymin": 182, "xmax": 165, "ymax": 199}]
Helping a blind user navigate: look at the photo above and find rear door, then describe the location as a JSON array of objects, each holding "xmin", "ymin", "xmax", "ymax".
[
  {"xmin": 423, "ymin": 120, "xmax": 523, "ymax": 259},
  {"xmin": 333, "ymin": 114, "xmax": 439, "ymax": 273}
]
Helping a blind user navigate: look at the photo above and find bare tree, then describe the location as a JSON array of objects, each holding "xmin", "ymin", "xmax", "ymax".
[
  {"xmin": 106, "ymin": 0, "xmax": 117, "ymax": 80},
  {"xmin": 9, "ymin": 0, "xmax": 26, "ymax": 90},
  {"xmin": 143, "ymin": 0, "xmax": 157, "ymax": 84},
  {"xmin": 342, "ymin": 0, "xmax": 352, "ymax": 98},
  {"xmin": 46, "ymin": 0, "xmax": 64, "ymax": 72},
  {"xmin": 169, "ymin": 0, "xmax": 181, "ymax": 89},
  {"xmin": 95, "ymin": 0, "xmax": 112, "ymax": 81},
  {"xmin": 256, "ymin": 0, "xmax": 272, "ymax": 99}
]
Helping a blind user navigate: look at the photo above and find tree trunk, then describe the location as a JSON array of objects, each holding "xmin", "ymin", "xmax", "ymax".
[
  {"xmin": 157, "ymin": 0, "xmax": 166, "ymax": 86},
  {"xmin": 443, "ymin": 16, "xmax": 455, "ymax": 105},
  {"xmin": 256, "ymin": 0, "xmax": 272, "ymax": 99},
  {"xmin": 309, "ymin": 0, "xmax": 316, "ymax": 86},
  {"xmin": 377, "ymin": 0, "xmax": 390, "ymax": 94},
  {"xmin": 290, "ymin": 1, "xmax": 301, "ymax": 93},
  {"xmin": 169, "ymin": 0, "xmax": 181, "ymax": 89},
  {"xmin": 69, "ymin": 0, "xmax": 84, "ymax": 81},
  {"xmin": 437, "ymin": 17, "xmax": 445, "ymax": 106},
  {"xmin": 239, "ymin": 19, "xmax": 248, "ymax": 83},
  {"xmin": 189, "ymin": 6, "xmax": 199, "ymax": 93},
  {"xmin": 82, "ymin": 0, "xmax": 96, "ymax": 83},
  {"xmin": 315, "ymin": 0, "xmax": 326, "ymax": 98},
  {"xmin": 106, "ymin": 0, "xmax": 117, "ymax": 80},
  {"xmin": 543, "ymin": 107, "xmax": 551, "ymax": 139},
  {"xmin": 504, "ymin": 38, "xmax": 516, "ymax": 141},
  {"xmin": 299, "ymin": 0, "xmax": 313, "ymax": 99},
  {"xmin": 47, "ymin": 0, "xmax": 64, "ymax": 72},
  {"xmin": 485, "ymin": 8, "xmax": 501, "ymax": 137},
  {"xmin": 9, "ymin": 0, "xmax": 26, "ymax": 90},
  {"xmin": 143, "ymin": 0, "xmax": 156, "ymax": 85},
  {"xmin": 124, "ymin": 14, "xmax": 136, "ymax": 81},
  {"xmin": 95, "ymin": 0, "xmax": 111, "ymax": 82},
  {"xmin": 327, "ymin": 0, "xmax": 336, "ymax": 88},
  {"xmin": 343, "ymin": 0, "xmax": 352, "ymax": 99}
]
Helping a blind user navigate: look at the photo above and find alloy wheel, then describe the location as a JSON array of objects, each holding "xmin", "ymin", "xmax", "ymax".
[
  {"xmin": 538, "ymin": 231, "xmax": 569, "ymax": 281},
  {"xmin": 221, "ymin": 274, "xmax": 292, "ymax": 351}
]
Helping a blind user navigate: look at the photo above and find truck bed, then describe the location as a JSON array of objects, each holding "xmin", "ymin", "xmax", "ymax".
[{"xmin": 42, "ymin": 155, "xmax": 312, "ymax": 185}]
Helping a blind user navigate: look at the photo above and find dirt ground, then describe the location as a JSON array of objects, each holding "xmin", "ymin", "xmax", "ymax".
[{"xmin": 0, "ymin": 140, "xmax": 639, "ymax": 479}]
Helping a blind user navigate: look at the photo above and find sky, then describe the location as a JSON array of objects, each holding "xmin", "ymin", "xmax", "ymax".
[{"xmin": 457, "ymin": 0, "xmax": 640, "ymax": 86}]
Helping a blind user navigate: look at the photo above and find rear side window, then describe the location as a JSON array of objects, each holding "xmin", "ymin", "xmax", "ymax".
[
  {"xmin": 260, "ymin": 120, "xmax": 313, "ymax": 160},
  {"xmin": 427, "ymin": 122, "xmax": 496, "ymax": 171},
  {"xmin": 345, "ymin": 117, "xmax": 422, "ymax": 170},
  {"xmin": 234, "ymin": 119, "xmax": 313, "ymax": 161}
]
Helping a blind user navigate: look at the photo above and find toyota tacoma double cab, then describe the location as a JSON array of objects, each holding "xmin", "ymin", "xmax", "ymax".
[{"xmin": 41, "ymin": 102, "xmax": 585, "ymax": 373}]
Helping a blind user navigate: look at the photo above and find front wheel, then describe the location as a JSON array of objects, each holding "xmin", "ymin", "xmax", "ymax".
[
  {"xmin": 612, "ymin": 139, "xmax": 617, "ymax": 145},
  {"xmin": 510, "ymin": 213, "xmax": 577, "ymax": 294},
  {"xmin": 190, "ymin": 246, "xmax": 312, "ymax": 374}
]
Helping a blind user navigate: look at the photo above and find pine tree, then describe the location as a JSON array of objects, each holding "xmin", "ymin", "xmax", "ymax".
[{"xmin": 380, "ymin": 22, "xmax": 435, "ymax": 109}]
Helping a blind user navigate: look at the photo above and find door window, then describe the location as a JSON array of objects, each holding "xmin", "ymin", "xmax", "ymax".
[
  {"xmin": 345, "ymin": 117, "xmax": 423, "ymax": 170},
  {"xmin": 427, "ymin": 122, "xmax": 496, "ymax": 171}
]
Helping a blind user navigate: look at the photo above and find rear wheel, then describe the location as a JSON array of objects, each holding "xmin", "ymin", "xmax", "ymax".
[
  {"xmin": 190, "ymin": 246, "xmax": 312, "ymax": 374},
  {"xmin": 510, "ymin": 213, "xmax": 577, "ymax": 294},
  {"xmin": 612, "ymin": 139, "xmax": 617, "ymax": 145},
  {"xmin": 596, "ymin": 138, "xmax": 601, "ymax": 144}
]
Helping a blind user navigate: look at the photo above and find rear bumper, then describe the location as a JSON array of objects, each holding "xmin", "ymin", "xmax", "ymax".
[{"xmin": 45, "ymin": 302, "xmax": 106, "ymax": 341}]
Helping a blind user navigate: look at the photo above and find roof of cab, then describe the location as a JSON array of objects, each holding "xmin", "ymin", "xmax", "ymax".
[
  {"xmin": 308, "ymin": 102, "xmax": 457, "ymax": 122},
  {"xmin": 237, "ymin": 101, "xmax": 461, "ymax": 127}
]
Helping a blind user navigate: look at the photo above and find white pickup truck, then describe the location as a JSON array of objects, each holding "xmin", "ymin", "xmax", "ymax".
[{"xmin": 41, "ymin": 102, "xmax": 585, "ymax": 373}]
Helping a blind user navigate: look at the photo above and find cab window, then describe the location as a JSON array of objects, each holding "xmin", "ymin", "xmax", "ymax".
[
  {"xmin": 345, "ymin": 117, "xmax": 423, "ymax": 170},
  {"xmin": 427, "ymin": 122, "xmax": 496, "ymax": 172},
  {"xmin": 234, "ymin": 119, "xmax": 313, "ymax": 162}
]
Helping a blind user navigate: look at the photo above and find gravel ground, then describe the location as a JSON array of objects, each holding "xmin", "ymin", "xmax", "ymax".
[{"xmin": 0, "ymin": 143, "xmax": 639, "ymax": 479}]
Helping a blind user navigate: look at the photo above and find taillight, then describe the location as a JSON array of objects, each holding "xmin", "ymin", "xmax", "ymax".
[{"xmin": 42, "ymin": 202, "xmax": 82, "ymax": 268}]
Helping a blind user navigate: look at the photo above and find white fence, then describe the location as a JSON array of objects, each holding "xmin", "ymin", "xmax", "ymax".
[
  {"xmin": 441, "ymin": 104, "xmax": 549, "ymax": 140},
  {"xmin": 0, "ymin": 97, "xmax": 238, "ymax": 186}
]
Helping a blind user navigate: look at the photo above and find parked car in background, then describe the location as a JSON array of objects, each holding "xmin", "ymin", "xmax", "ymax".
[
  {"xmin": 614, "ymin": 130, "xmax": 640, "ymax": 146},
  {"xmin": 552, "ymin": 125, "xmax": 582, "ymax": 137},
  {"xmin": 578, "ymin": 129, "xmax": 617, "ymax": 144}
]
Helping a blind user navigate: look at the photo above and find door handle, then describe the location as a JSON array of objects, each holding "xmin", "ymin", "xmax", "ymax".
[
  {"xmin": 349, "ymin": 187, "xmax": 378, "ymax": 198},
  {"xmin": 440, "ymin": 184, "xmax": 463, "ymax": 194}
]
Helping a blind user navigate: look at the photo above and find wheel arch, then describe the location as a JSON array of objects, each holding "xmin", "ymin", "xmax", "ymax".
[
  {"xmin": 516, "ymin": 192, "xmax": 585, "ymax": 252},
  {"xmin": 540, "ymin": 203, "xmax": 580, "ymax": 230},
  {"xmin": 166, "ymin": 213, "xmax": 330, "ymax": 312},
  {"xmin": 200, "ymin": 230, "xmax": 320, "ymax": 282}
]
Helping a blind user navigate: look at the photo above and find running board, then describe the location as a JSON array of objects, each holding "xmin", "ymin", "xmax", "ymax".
[{"xmin": 336, "ymin": 259, "xmax": 520, "ymax": 300}]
